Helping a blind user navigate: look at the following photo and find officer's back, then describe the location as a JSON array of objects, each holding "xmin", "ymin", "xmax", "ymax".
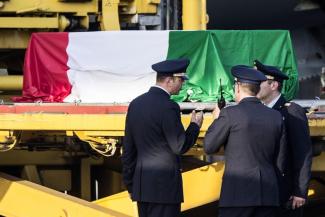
[
  {"xmin": 217, "ymin": 98, "xmax": 284, "ymax": 206},
  {"xmin": 122, "ymin": 59, "xmax": 202, "ymax": 215},
  {"xmin": 128, "ymin": 89, "xmax": 181, "ymax": 161},
  {"xmin": 204, "ymin": 65, "xmax": 286, "ymax": 217}
]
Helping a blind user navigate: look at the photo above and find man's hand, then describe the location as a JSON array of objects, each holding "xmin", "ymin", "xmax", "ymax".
[
  {"xmin": 291, "ymin": 196, "xmax": 306, "ymax": 209},
  {"xmin": 212, "ymin": 104, "xmax": 221, "ymax": 119},
  {"xmin": 191, "ymin": 110, "xmax": 203, "ymax": 128}
]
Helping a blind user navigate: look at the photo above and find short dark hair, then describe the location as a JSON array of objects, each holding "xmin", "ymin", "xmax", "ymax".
[
  {"xmin": 239, "ymin": 82, "xmax": 260, "ymax": 95},
  {"xmin": 156, "ymin": 73, "xmax": 171, "ymax": 82}
]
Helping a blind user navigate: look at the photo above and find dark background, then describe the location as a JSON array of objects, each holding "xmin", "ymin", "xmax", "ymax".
[{"xmin": 207, "ymin": 0, "xmax": 325, "ymax": 29}]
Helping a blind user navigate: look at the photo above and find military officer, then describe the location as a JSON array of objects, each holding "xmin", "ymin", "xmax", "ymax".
[
  {"xmin": 121, "ymin": 58, "xmax": 203, "ymax": 217},
  {"xmin": 204, "ymin": 65, "xmax": 287, "ymax": 217},
  {"xmin": 255, "ymin": 60, "xmax": 312, "ymax": 217}
]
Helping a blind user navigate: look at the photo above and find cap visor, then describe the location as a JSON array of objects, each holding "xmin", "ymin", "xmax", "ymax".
[
  {"xmin": 174, "ymin": 75, "xmax": 189, "ymax": 80},
  {"xmin": 182, "ymin": 75, "xmax": 189, "ymax": 80}
]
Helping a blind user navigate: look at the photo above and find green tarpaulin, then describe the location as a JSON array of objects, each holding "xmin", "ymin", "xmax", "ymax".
[{"xmin": 167, "ymin": 30, "xmax": 298, "ymax": 102}]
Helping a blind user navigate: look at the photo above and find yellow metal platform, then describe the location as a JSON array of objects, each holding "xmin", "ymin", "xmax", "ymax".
[
  {"xmin": 94, "ymin": 162, "xmax": 225, "ymax": 216},
  {"xmin": 0, "ymin": 172, "xmax": 128, "ymax": 217},
  {"xmin": 0, "ymin": 162, "xmax": 224, "ymax": 217}
]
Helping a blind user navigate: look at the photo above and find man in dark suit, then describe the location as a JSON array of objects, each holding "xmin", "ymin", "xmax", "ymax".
[
  {"xmin": 121, "ymin": 58, "xmax": 203, "ymax": 217},
  {"xmin": 204, "ymin": 65, "xmax": 287, "ymax": 217},
  {"xmin": 255, "ymin": 60, "xmax": 312, "ymax": 217}
]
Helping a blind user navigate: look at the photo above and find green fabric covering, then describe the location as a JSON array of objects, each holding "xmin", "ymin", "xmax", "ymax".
[{"xmin": 167, "ymin": 30, "xmax": 299, "ymax": 102}]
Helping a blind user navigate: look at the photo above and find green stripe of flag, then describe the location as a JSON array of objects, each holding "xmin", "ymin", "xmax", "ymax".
[{"xmin": 167, "ymin": 30, "xmax": 298, "ymax": 102}]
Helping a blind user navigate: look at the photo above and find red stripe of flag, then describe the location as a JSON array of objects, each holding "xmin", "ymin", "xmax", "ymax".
[{"xmin": 13, "ymin": 32, "xmax": 71, "ymax": 102}]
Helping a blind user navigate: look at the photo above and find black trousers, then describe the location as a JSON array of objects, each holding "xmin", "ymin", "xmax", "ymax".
[
  {"xmin": 219, "ymin": 207, "xmax": 277, "ymax": 217},
  {"xmin": 137, "ymin": 202, "xmax": 181, "ymax": 217},
  {"xmin": 276, "ymin": 207, "xmax": 303, "ymax": 217}
]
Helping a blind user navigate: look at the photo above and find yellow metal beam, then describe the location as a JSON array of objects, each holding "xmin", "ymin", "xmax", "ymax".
[
  {"xmin": 95, "ymin": 191, "xmax": 137, "ymax": 217},
  {"xmin": 101, "ymin": 0, "xmax": 120, "ymax": 30},
  {"xmin": 0, "ymin": 17, "xmax": 59, "ymax": 28},
  {"xmin": 308, "ymin": 118, "xmax": 325, "ymax": 136},
  {"xmin": 0, "ymin": 0, "xmax": 97, "ymax": 13},
  {"xmin": 0, "ymin": 172, "xmax": 129, "ymax": 217},
  {"xmin": 0, "ymin": 30, "xmax": 30, "ymax": 48},
  {"xmin": 0, "ymin": 76, "xmax": 23, "ymax": 91},
  {"xmin": 0, "ymin": 113, "xmax": 212, "ymax": 138},
  {"xmin": 181, "ymin": 162, "xmax": 224, "ymax": 210},
  {"xmin": 311, "ymin": 152, "xmax": 325, "ymax": 171},
  {"xmin": 136, "ymin": 0, "xmax": 160, "ymax": 14},
  {"xmin": 182, "ymin": 0, "xmax": 207, "ymax": 30},
  {"xmin": 0, "ymin": 113, "xmax": 324, "ymax": 137},
  {"xmin": 0, "ymin": 114, "xmax": 126, "ymax": 131},
  {"xmin": 95, "ymin": 162, "xmax": 224, "ymax": 214}
]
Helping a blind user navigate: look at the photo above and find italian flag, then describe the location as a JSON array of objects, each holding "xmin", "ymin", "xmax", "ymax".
[{"xmin": 15, "ymin": 30, "xmax": 298, "ymax": 103}]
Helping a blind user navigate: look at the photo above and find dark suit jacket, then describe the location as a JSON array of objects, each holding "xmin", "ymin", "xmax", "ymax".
[
  {"xmin": 204, "ymin": 97, "xmax": 287, "ymax": 207},
  {"xmin": 272, "ymin": 95, "xmax": 312, "ymax": 202},
  {"xmin": 121, "ymin": 86, "xmax": 200, "ymax": 204}
]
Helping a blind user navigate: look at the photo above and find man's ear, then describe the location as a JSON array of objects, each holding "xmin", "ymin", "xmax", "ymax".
[{"xmin": 271, "ymin": 81, "xmax": 279, "ymax": 91}]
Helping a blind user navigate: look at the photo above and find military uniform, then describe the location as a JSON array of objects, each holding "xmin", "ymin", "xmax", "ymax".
[
  {"xmin": 121, "ymin": 59, "xmax": 200, "ymax": 217},
  {"xmin": 273, "ymin": 96, "xmax": 312, "ymax": 217},
  {"xmin": 204, "ymin": 65, "xmax": 287, "ymax": 217},
  {"xmin": 255, "ymin": 60, "xmax": 312, "ymax": 217}
]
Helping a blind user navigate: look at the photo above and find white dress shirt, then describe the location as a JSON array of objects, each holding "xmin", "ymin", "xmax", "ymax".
[{"xmin": 267, "ymin": 94, "xmax": 281, "ymax": 108}]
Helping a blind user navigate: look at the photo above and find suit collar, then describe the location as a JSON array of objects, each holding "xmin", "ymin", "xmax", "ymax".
[
  {"xmin": 149, "ymin": 86, "xmax": 170, "ymax": 98},
  {"xmin": 239, "ymin": 96, "xmax": 261, "ymax": 104},
  {"xmin": 153, "ymin": 85, "xmax": 170, "ymax": 96},
  {"xmin": 272, "ymin": 95, "xmax": 286, "ymax": 110}
]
